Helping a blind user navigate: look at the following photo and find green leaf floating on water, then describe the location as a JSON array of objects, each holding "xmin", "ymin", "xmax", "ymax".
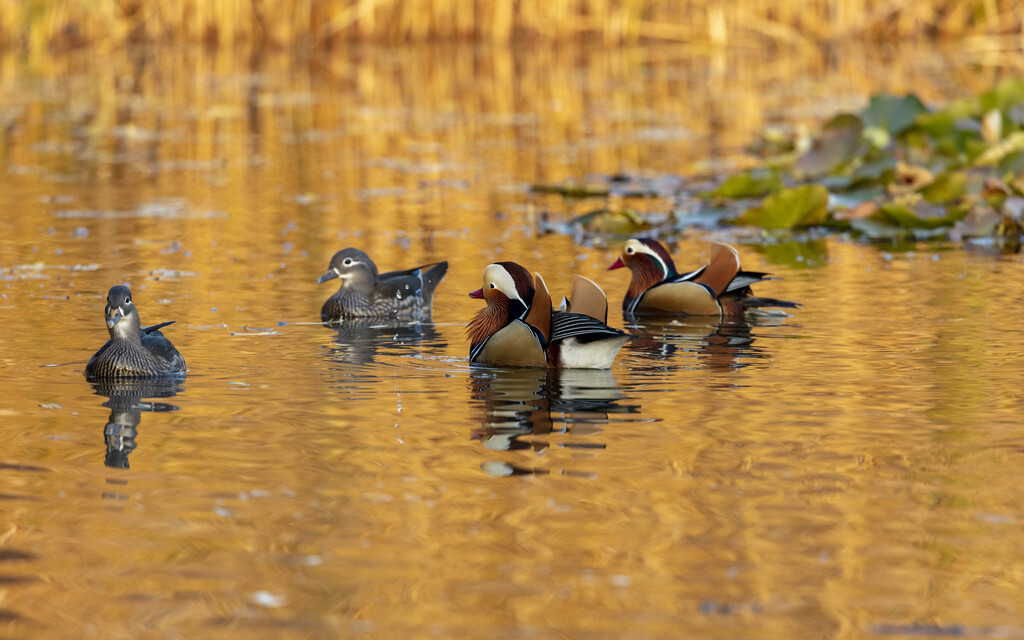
[
  {"xmin": 920, "ymin": 171, "xmax": 967, "ymax": 204},
  {"xmin": 873, "ymin": 200, "xmax": 967, "ymax": 230},
  {"xmin": 732, "ymin": 185, "xmax": 829, "ymax": 229},
  {"xmin": 795, "ymin": 114, "xmax": 864, "ymax": 179},
  {"xmin": 703, "ymin": 170, "xmax": 784, "ymax": 199},
  {"xmin": 861, "ymin": 93, "xmax": 926, "ymax": 136},
  {"xmin": 973, "ymin": 131, "xmax": 1024, "ymax": 167},
  {"xmin": 571, "ymin": 208, "xmax": 651, "ymax": 235},
  {"xmin": 997, "ymin": 151, "xmax": 1024, "ymax": 176},
  {"xmin": 978, "ymin": 78, "xmax": 1024, "ymax": 114}
]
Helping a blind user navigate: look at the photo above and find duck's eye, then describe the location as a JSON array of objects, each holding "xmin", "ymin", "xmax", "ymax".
[
  {"xmin": 125, "ymin": 296, "xmax": 132, "ymax": 304},
  {"xmin": 343, "ymin": 258, "xmax": 353, "ymax": 266},
  {"xmin": 626, "ymin": 246, "xmax": 634, "ymax": 254},
  {"xmin": 489, "ymin": 283, "xmax": 496, "ymax": 289}
]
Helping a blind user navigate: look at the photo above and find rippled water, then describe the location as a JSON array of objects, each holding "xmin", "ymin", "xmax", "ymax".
[{"xmin": 2, "ymin": 44, "xmax": 1024, "ymax": 638}]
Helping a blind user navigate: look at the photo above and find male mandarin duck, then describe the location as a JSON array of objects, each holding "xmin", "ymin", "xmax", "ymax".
[
  {"xmin": 467, "ymin": 262, "xmax": 632, "ymax": 369},
  {"xmin": 608, "ymin": 238, "xmax": 799, "ymax": 317},
  {"xmin": 318, "ymin": 248, "xmax": 448, "ymax": 322},
  {"xmin": 85, "ymin": 285, "xmax": 186, "ymax": 378}
]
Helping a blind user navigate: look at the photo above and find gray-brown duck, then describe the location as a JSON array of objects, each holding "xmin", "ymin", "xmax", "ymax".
[
  {"xmin": 317, "ymin": 248, "xmax": 448, "ymax": 322},
  {"xmin": 85, "ymin": 285, "xmax": 186, "ymax": 379}
]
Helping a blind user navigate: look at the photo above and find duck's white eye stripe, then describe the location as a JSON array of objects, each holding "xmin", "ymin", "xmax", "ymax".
[{"xmin": 635, "ymin": 243, "xmax": 668, "ymax": 276}]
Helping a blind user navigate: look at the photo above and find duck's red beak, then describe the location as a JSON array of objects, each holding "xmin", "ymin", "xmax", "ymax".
[
  {"xmin": 608, "ymin": 257, "xmax": 625, "ymax": 270},
  {"xmin": 468, "ymin": 288, "xmax": 484, "ymax": 299}
]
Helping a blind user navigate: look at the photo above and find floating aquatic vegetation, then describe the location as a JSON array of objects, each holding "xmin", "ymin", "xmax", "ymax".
[
  {"xmin": 532, "ymin": 80, "xmax": 1024, "ymax": 251},
  {"xmin": 537, "ymin": 207, "xmax": 677, "ymax": 245},
  {"xmin": 731, "ymin": 185, "xmax": 829, "ymax": 230},
  {"xmin": 702, "ymin": 170, "xmax": 784, "ymax": 199}
]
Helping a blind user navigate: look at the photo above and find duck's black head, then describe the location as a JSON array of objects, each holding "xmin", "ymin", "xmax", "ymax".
[
  {"xmin": 104, "ymin": 285, "xmax": 141, "ymax": 339},
  {"xmin": 317, "ymin": 248, "xmax": 378, "ymax": 294}
]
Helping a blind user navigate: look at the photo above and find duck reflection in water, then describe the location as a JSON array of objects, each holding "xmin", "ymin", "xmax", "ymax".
[
  {"xmin": 91, "ymin": 378, "xmax": 182, "ymax": 469},
  {"xmin": 468, "ymin": 368, "xmax": 642, "ymax": 477},
  {"xmin": 322, "ymin": 318, "xmax": 445, "ymax": 367},
  {"xmin": 624, "ymin": 314, "xmax": 787, "ymax": 371}
]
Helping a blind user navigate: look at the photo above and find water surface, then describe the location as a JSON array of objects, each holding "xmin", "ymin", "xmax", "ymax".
[{"xmin": 1, "ymin": 44, "xmax": 1024, "ymax": 638}]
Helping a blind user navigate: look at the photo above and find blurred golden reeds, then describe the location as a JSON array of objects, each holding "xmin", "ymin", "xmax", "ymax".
[{"xmin": 1, "ymin": 0, "xmax": 1023, "ymax": 51}]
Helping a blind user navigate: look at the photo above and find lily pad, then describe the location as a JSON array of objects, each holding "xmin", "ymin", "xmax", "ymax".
[
  {"xmin": 920, "ymin": 171, "xmax": 967, "ymax": 204},
  {"xmin": 978, "ymin": 78, "xmax": 1024, "ymax": 115},
  {"xmin": 732, "ymin": 185, "xmax": 829, "ymax": 230},
  {"xmin": 703, "ymin": 170, "xmax": 784, "ymax": 199},
  {"xmin": 953, "ymin": 204, "xmax": 1002, "ymax": 238},
  {"xmin": 997, "ymin": 151, "xmax": 1024, "ymax": 176},
  {"xmin": 834, "ymin": 200, "xmax": 879, "ymax": 221},
  {"xmin": 861, "ymin": 93, "xmax": 926, "ymax": 136},
  {"xmin": 887, "ymin": 162, "xmax": 934, "ymax": 196},
  {"xmin": 795, "ymin": 114, "xmax": 865, "ymax": 179},
  {"xmin": 850, "ymin": 156, "xmax": 897, "ymax": 184},
  {"xmin": 973, "ymin": 131, "xmax": 1024, "ymax": 167},
  {"xmin": 571, "ymin": 208, "xmax": 651, "ymax": 235},
  {"xmin": 873, "ymin": 199, "xmax": 966, "ymax": 230}
]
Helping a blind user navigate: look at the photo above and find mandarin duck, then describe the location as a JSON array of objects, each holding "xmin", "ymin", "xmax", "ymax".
[
  {"xmin": 85, "ymin": 285, "xmax": 186, "ymax": 378},
  {"xmin": 318, "ymin": 248, "xmax": 448, "ymax": 322},
  {"xmin": 467, "ymin": 262, "xmax": 632, "ymax": 368},
  {"xmin": 608, "ymin": 238, "xmax": 799, "ymax": 317}
]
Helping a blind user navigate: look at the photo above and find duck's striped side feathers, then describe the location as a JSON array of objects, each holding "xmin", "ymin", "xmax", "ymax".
[{"xmin": 551, "ymin": 311, "xmax": 628, "ymax": 343}]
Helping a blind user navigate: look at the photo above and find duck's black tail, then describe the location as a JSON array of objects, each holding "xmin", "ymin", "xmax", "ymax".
[{"xmin": 743, "ymin": 296, "xmax": 800, "ymax": 309}]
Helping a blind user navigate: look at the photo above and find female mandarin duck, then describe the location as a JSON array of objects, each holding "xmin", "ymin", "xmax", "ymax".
[
  {"xmin": 608, "ymin": 238, "xmax": 799, "ymax": 317},
  {"xmin": 85, "ymin": 285, "xmax": 186, "ymax": 378},
  {"xmin": 467, "ymin": 262, "xmax": 632, "ymax": 368},
  {"xmin": 318, "ymin": 248, "xmax": 448, "ymax": 322}
]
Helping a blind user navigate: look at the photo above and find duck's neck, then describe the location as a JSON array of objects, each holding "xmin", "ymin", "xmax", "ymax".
[
  {"xmin": 342, "ymin": 269, "xmax": 376, "ymax": 296},
  {"xmin": 467, "ymin": 297, "xmax": 511, "ymax": 348},
  {"xmin": 627, "ymin": 259, "xmax": 666, "ymax": 300},
  {"xmin": 110, "ymin": 319, "xmax": 143, "ymax": 346}
]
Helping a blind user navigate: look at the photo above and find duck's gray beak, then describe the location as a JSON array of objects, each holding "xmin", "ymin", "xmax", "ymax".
[
  {"xmin": 317, "ymin": 270, "xmax": 339, "ymax": 284},
  {"xmin": 105, "ymin": 306, "xmax": 123, "ymax": 329}
]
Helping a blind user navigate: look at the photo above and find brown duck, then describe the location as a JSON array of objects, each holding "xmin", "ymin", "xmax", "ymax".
[
  {"xmin": 467, "ymin": 262, "xmax": 631, "ymax": 369},
  {"xmin": 608, "ymin": 238, "xmax": 799, "ymax": 318}
]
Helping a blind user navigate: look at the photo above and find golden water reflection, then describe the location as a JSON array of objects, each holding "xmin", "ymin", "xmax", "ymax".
[
  {"xmin": 0, "ymin": 43, "xmax": 1023, "ymax": 638},
  {"xmin": 92, "ymin": 378, "xmax": 183, "ymax": 469},
  {"xmin": 470, "ymin": 368, "xmax": 645, "ymax": 477}
]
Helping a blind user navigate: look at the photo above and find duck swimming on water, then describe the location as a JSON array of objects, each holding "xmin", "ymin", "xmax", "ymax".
[
  {"xmin": 608, "ymin": 238, "xmax": 800, "ymax": 318},
  {"xmin": 85, "ymin": 285, "xmax": 186, "ymax": 379},
  {"xmin": 318, "ymin": 248, "xmax": 448, "ymax": 322},
  {"xmin": 467, "ymin": 262, "xmax": 632, "ymax": 369}
]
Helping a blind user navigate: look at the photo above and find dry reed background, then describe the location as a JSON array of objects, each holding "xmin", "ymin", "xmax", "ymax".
[{"xmin": 1, "ymin": 0, "xmax": 1023, "ymax": 52}]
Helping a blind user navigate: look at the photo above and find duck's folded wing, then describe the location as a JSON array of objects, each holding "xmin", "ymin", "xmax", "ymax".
[
  {"xmin": 551, "ymin": 311, "xmax": 628, "ymax": 344},
  {"xmin": 565, "ymin": 275, "xmax": 608, "ymax": 324},
  {"xmin": 525, "ymin": 273, "xmax": 552, "ymax": 343},
  {"xmin": 725, "ymin": 270, "xmax": 772, "ymax": 293},
  {"xmin": 669, "ymin": 265, "xmax": 707, "ymax": 283},
  {"xmin": 693, "ymin": 242, "xmax": 741, "ymax": 298},
  {"xmin": 372, "ymin": 274, "xmax": 426, "ymax": 300},
  {"xmin": 376, "ymin": 261, "xmax": 450, "ymax": 301},
  {"xmin": 142, "ymin": 321, "xmax": 174, "ymax": 335},
  {"xmin": 379, "ymin": 261, "xmax": 449, "ymax": 287},
  {"xmin": 141, "ymin": 332, "xmax": 186, "ymax": 371}
]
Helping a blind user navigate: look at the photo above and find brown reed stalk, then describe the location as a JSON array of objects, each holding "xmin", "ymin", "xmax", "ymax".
[{"xmin": 0, "ymin": 0, "xmax": 1022, "ymax": 51}]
